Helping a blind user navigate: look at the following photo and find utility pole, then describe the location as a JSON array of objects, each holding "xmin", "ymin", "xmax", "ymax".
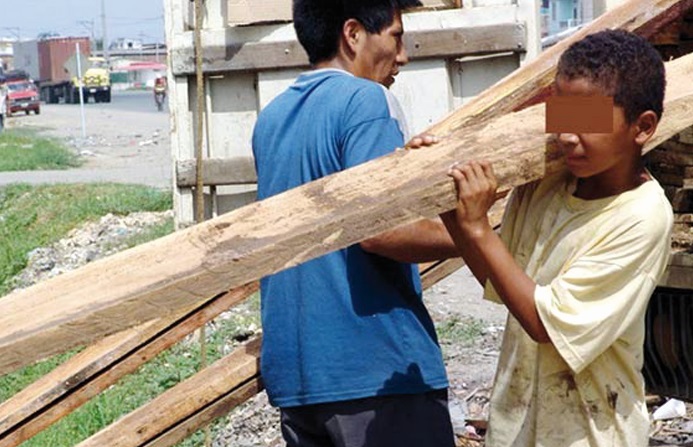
[
  {"xmin": 101, "ymin": 0, "xmax": 109, "ymax": 65},
  {"xmin": 77, "ymin": 20, "xmax": 95, "ymax": 41},
  {"xmin": 2, "ymin": 27, "xmax": 20, "ymax": 40}
]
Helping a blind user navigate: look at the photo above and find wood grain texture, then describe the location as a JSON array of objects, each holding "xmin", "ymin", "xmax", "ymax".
[
  {"xmin": 74, "ymin": 338, "xmax": 261, "ymax": 447},
  {"xmin": 176, "ymin": 157, "xmax": 257, "ymax": 187},
  {"xmin": 170, "ymin": 23, "xmax": 525, "ymax": 75}
]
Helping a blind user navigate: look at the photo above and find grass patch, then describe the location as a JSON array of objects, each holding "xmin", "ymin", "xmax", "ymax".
[
  {"xmin": 436, "ymin": 316, "xmax": 485, "ymax": 346},
  {"xmin": 0, "ymin": 183, "xmax": 172, "ymax": 296},
  {"xmin": 0, "ymin": 129, "xmax": 81, "ymax": 171}
]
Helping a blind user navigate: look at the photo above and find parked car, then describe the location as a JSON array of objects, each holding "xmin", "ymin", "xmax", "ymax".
[{"xmin": 6, "ymin": 80, "xmax": 41, "ymax": 116}]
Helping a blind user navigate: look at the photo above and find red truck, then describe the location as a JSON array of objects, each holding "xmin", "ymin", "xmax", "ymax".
[{"xmin": 5, "ymin": 79, "xmax": 41, "ymax": 116}]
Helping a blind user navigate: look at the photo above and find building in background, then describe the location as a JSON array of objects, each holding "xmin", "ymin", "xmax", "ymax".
[
  {"xmin": 110, "ymin": 60, "xmax": 166, "ymax": 90},
  {"xmin": 540, "ymin": 0, "xmax": 622, "ymax": 36},
  {"xmin": 0, "ymin": 39, "xmax": 14, "ymax": 72}
]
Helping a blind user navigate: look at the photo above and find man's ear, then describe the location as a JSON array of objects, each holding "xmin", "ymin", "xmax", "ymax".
[
  {"xmin": 343, "ymin": 18, "xmax": 365, "ymax": 54},
  {"xmin": 634, "ymin": 110, "xmax": 658, "ymax": 146}
]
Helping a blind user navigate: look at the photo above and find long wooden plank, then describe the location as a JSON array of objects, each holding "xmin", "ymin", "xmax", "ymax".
[
  {"xmin": 141, "ymin": 378, "xmax": 263, "ymax": 447},
  {"xmin": 0, "ymin": 1, "xmax": 690, "ymax": 378},
  {"xmin": 74, "ymin": 337, "xmax": 261, "ymax": 447},
  {"xmin": 170, "ymin": 23, "xmax": 526, "ymax": 75},
  {"xmin": 176, "ymin": 157, "xmax": 257, "ymax": 187},
  {"xmin": 0, "ymin": 283, "xmax": 258, "ymax": 447}
]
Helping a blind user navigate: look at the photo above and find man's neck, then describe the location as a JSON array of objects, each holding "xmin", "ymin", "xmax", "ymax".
[{"xmin": 314, "ymin": 56, "xmax": 353, "ymax": 76}]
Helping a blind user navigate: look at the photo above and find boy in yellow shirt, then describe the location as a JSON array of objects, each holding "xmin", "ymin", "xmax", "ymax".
[{"xmin": 441, "ymin": 29, "xmax": 672, "ymax": 446}]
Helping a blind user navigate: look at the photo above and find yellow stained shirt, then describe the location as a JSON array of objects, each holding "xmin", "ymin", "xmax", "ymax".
[{"xmin": 485, "ymin": 171, "xmax": 673, "ymax": 447}]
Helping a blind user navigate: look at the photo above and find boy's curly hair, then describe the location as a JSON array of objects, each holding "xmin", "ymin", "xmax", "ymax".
[{"xmin": 557, "ymin": 29, "xmax": 665, "ymax": 124}]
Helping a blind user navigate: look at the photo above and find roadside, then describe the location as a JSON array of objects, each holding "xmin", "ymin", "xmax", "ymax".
[{"xmin": 0, "ymin": 91, "xmax": 171, "ymax": 188}]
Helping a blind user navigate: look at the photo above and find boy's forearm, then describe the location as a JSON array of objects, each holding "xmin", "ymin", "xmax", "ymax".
[
  {"xmin": 440, "ymin": 210, "xmax": 490, "ymax": 285},
  {"xmin": 448, "ymin": 217, "xmax": 551, "ymax": 344}
]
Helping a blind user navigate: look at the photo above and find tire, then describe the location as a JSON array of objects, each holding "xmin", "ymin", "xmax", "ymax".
[
  {"xmin": 25, "ymin": 110, "xmax": 30, "ymax": 115},
  {"xmin": 35, "ymin": 107, "xmax": 40, "ymax": 115}
]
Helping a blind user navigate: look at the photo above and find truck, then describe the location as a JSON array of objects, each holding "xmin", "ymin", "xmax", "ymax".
[
  {"xmin": 13, "ymin": 37, "xmax": 111, "ymax": 104},
  {"xmin": 5, "ymin": 78, "xmax": 41, "ymax": 115}
]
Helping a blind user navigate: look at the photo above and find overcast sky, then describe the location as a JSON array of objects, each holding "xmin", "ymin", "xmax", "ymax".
[{"xmin": 0, "ymin": 0, "xmax": 165, "ymax": 44}]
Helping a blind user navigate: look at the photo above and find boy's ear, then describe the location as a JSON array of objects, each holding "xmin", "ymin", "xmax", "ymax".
[{"xmin": 634, "ymin": 110, "xmax": 658, "ymax": 146}]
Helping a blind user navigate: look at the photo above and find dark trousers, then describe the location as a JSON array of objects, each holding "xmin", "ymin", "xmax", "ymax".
[{"xmin": 280, "ymin": 389, "xmax": 455, "ymax": 447}]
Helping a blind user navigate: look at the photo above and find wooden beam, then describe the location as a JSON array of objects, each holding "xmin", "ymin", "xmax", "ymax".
[
  {"xmin": 0, "ymin": 0, "xmax": 690, "ymax": 378},
  {"xmin": 0, "ymin": 283, "xmax": 258, "ymax": 447},
  {"xmin": 170, "ymin": 23, "xmax": 526, "ymax": 75},
  {"xmin": 141, "ymin": 378, "xmax": 263, "ymax": 447},
  {"xmin": 176, "ymin": 157, "xmax": 257, "ymax": 187},
  {"xmin": 74, "ymin": 338, "xmax": 261, "ymax": 447}
]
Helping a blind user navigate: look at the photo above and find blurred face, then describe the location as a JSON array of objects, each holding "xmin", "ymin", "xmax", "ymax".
[
  {"xmin": 553, "ymin": 76, "xmax": 641, "ymax": 190},
  {"xmin": 352, "ymin": 11, "xmax": 408, "ymax": 87}
]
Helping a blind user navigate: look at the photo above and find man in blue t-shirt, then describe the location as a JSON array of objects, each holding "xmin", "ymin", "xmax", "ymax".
[{"xmin": 252, "ymin": 1, "xmax": 461, "ymax": 446}]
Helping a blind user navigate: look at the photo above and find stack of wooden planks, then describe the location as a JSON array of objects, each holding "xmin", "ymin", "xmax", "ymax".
[{"xmin": 1, "ymin": 1, "xmax": 693, "ymax": 446}]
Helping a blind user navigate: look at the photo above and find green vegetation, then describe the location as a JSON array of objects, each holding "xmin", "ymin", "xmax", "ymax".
[
  {"xmin": 0, "ymin": 183, "xmax": 172, "ymax": 295},
  {"xmin": 0, "ymin": 181, "xmax": 261, "ymax": 446},
  {"xmin": 436, "ymin": 316, "xmax": 485, "ymax": 346},
  {"xmin": 0, "ymin": 129, "xmax": 81, "ymax": 171}
]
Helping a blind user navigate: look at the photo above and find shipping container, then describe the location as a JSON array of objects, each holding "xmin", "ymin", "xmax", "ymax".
[{"xmin": 37, "ymin": 37, "xmax": 90, "ymax": 83}]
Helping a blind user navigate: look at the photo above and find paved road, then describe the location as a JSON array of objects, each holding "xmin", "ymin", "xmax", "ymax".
[{"xmin": 0, "ymin": 90, "xmax": 172, "ymax": 188}]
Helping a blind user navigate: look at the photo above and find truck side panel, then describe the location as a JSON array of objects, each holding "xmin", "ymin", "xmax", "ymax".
[{"xmin": 38, "ymin": 37, "xmax": 90, "ymax": 83}]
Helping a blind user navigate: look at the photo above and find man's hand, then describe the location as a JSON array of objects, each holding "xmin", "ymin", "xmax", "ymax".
[{"xmin": 404, "ymin": 133, "xmax": 439, "ymax": 149}]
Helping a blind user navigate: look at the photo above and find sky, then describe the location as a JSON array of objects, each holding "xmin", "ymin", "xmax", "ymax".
[{"xmin": 0, "ymin": 0, "xmax": 165, "ymax": 45}]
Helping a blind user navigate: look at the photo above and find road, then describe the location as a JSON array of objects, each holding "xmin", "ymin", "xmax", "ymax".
[{"xmin": 0, "ymin": 90, "xmax": 172, "ymax": 188}]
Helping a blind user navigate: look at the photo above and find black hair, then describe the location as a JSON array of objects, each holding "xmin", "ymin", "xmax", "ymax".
[
  {"xmin": 556, "ymin": 29, "xmax": 666, "ymax": 123},
  {"xmin": 293, "ymin": 0, "xmax": 422, "ymax": 65}
]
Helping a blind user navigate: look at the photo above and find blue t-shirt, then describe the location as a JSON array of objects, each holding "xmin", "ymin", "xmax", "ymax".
[{"xmin": 252, "ymin": 69, "xmax": 448, "ymax": 408}]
